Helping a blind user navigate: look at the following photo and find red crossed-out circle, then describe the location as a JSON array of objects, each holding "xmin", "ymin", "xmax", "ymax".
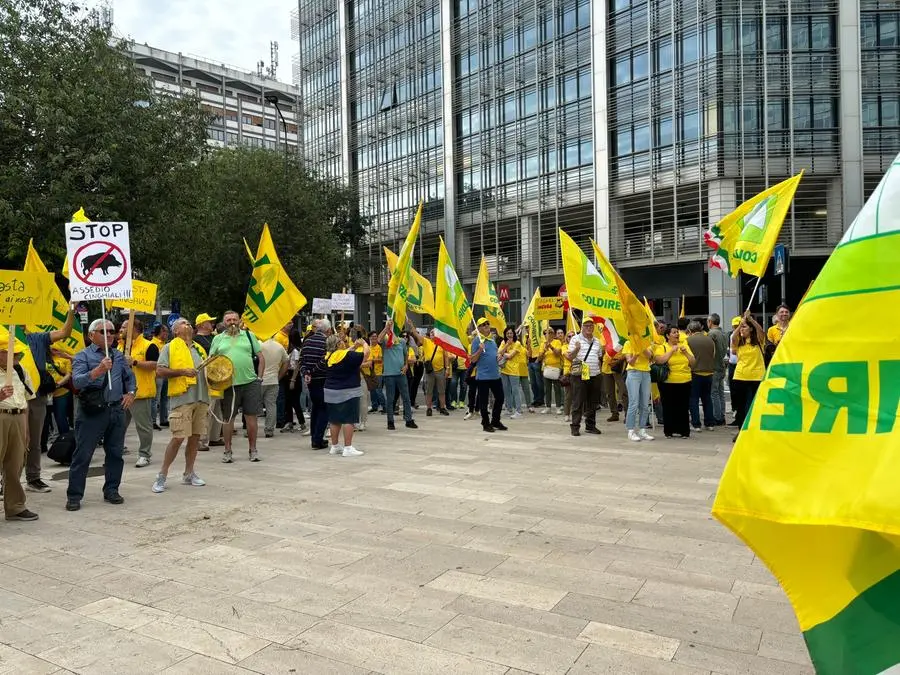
[{"xmin": 73, "ymin": 241, "xmax": 129, "ymax": 287}]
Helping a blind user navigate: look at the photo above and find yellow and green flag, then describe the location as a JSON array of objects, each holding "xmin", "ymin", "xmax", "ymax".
[
  {"xmin": 712, "ymin": 156, "xmax": 900, "ymax": 675},
  {"xmin": 473, "ymin": 255, "xmax": 506, "ymax": 334},
  {"xmin": 521, "ymin": 288, "xmax": 547, "ymax": 353},
  {"xmin": 243, "ymin": 224, "xmax": 307, "ymax": 340},
  {"xmin": 386, "ymin": 201, "xmax": 423, "ymax": 330},
  {"xmin": 705, "ymin": 172, "xmax": 803, "ymax": 277},
  {"xmin": 588, "ymin": 239, "xmax": 629, "ymax": 353},
  {"xmin": 432, "ymin": 236, "xmax": 472, "ymax": 360},
  {"xmin": 23, "ymin": 240, "xmax": 82, "ymax": 355},
  {"xmin": 383, "ymin": 245, "xmax": 434, "ymax": 316}
]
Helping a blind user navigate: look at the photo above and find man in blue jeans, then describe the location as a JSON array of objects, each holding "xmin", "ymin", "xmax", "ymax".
[
  {"xmin": 378, "ymin": 318, "xmax": 419, "ymax": 431},
  {"xmin": 66, "ymin": 319, "xmax": 136, "ymax": 511},
  {"xmin": 471, "ymin": 318, "xmax": 506, "ymax": 433}
]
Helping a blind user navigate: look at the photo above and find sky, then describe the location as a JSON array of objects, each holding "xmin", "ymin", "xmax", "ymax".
[{"xmin": 89, "ymin": 0, "xmax": 297, "ymax": 83}]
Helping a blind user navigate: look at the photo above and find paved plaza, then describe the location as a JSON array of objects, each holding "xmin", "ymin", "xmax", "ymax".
[{"xmin": 0, "ymin": 412, "xmax": 814, "ymax": 674}]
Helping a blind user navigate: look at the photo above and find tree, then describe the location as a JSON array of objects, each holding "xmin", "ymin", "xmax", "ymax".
[
  {"xmin": 0, "ymin": 0, "xmax": 209, "ymax": 265},
  {"xmin": 141, "ymin": 148, "xmax": 368, "ymax": 316}
]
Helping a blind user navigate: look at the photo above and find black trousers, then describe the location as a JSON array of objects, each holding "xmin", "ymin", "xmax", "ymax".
[
  {"xmin": 408, "ymin": 363, "xmax": 424, "ymax": 405},
  {"xmin": 285, "ymin": 379, "xmax": 306, "ymax": 427},
  {"xmin": 467, "ymin": 374, "xmax": 479, "ymax": 412},
  {"xmin": 731, "ymin": 379, "xmax": 761, "ymax": 428},
  {"xmin": 308, "ymin": 383, "xmax": 326, "ymax": 447},
  {"xmin": 570, "ymin": 374, "xmax": 603, "ymax": 430},
  {"xmin": 660, "ymin": 381, "xmax": 692, "ymax": 437},
  {"xmin": 477, "ymin": 378, "xmax": 504, "ymax": 427}
]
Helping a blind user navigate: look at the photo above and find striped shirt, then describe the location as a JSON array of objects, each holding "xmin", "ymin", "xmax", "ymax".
[{"xmin": 300, "ymin": 331, "xmax": 327, "ymax": 384}]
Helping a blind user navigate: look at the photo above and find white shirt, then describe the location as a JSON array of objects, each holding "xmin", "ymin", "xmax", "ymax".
[
  {"xmin": 260, "ymin": 340, "xmax": 288, "ymax": 386},
  {"xmin": 568, "ymin": 333, "xmax": 603, "ymax": 377},
  {"xmin": 0, "ymin": 367, "xmax": 34, "ymax": 410}
]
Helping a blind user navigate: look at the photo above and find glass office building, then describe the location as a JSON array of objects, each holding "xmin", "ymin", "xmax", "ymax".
[{"xmin": 295, "ymin": 0, "xmax": 895, "ymax": 326}]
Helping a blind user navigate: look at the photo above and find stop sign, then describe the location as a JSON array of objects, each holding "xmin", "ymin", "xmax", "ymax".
[{"xmin": 558, "ymin": 284, "xmax": 569, "ymax": 311}]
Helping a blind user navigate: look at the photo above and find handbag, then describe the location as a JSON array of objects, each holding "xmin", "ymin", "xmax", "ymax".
[
  {"xmin": 245, "ymin": 330, "xmax": 260, "ymax": 373},
  {"xmin": 423, "ymin": 345, "xmax": 438, "ymax": 374},
  {"xmin": 78, "ymin": 387, "xmax": 108, "ymax": 416},
  {"xmin": 542, "ymin": 365, "xmax": 561, "ymax": 380},
  {"xmin": 650, "ymin": 362, "xmax": 670, "ymax": 384}
]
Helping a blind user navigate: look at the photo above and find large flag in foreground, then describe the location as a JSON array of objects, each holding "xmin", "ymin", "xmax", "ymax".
[
  {"xmin": 383, "ymin": 246, "xmax": 434, "ymax": 316},
  {"xmin": 521, "ymin": 289, "xmax": 546, "ymax": 352},
  {"xmin": 243, "ymin": 225, "xmax": 308, "ymax": 340},
  {"xmin": 386, "ymin": 202, "xmax": 423, "ymax": 330},
  {"xmin": 705, "ymin": 172, "xmax": 803, "ymax": 277},
  {"xmin": 588, "ymin": 240, "xmax": 628, "ymax": 354},
  {"xmin": 713, "ymin": 156, "xmax": 900, "ymax": 675},
  {"xmin": 432, "ymin": 237, "xmax": 472, "ymax": 359},
  {"xmin": 473, "ymin": 255, "xmax": 506, "ymax": 334},
  {"xmin": 23, "ymin": 240, "xmax": 83, "ymax": 355}
]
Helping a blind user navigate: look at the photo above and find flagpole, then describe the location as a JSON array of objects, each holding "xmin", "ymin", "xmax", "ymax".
[
  {"xmin": 100, "ymin": 300, "xmax": 112, "ymax": 390},
  {"xmin": 745, "ymin": 275, "xmax": 764, "ymax": 316}
]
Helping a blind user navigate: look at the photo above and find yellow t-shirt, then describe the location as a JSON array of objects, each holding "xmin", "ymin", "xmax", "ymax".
[
  {"xmin": 422, "ymin": 338, "xmax": 445, "ymax": 371},
  {"xmin": 407, "ymin": 347, "xmax": 416, "ymax": 364},
  {"xmin": 654, "ymin": 343, "xmax": 694, "ymax": 384},
  {"xmin": 500, "ymin": 341, "xmax": 525, "ymax": 377},
  {"xmin": 767, "ymin": 324, "xmax": 787, "ymax": 345},
  {"xmin": 678, "ymin": 331, "xmax": 688, "ymax": 345},
  {"xmin": 734, "ymin": 342, "xmax": 766, "ymax": 381},
  {"xmin": 50, "ymin": 357, "xmax": 70, "ymax": 398},
  {"xmin": 539, "ymin": 339, "xmax": 563, "ymax": 369},
  {"xmin": 365, "ymin": 344, "xmax": 383, "ymax": 376},
  {"xmin": 622, "ymin": 340, "xmax": 650, "ymax": 372}
]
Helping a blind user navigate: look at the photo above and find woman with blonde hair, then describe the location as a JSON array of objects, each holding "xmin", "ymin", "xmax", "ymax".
[{"xmin": 324, "ymin": 334, "xmax": 369, "ymax": 457}]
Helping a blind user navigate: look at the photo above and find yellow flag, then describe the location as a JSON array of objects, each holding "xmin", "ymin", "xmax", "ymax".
[
  {"xmin": 587, "ymin": 239, "xmax": 629, "ymax": 354},
  {"xmin": 1, "ymin": 326, "xmax": 40, "ymax": 392},
  {"xmin": 642, "ymin": 297, "xmax": 662, "ymax": 344},
  {"xmin": 705, "ymin": 172, "xmax": 803, "ymax": 278},
  {"xmin": 609, "ymin": 269, "xmax": 654, "ymax": 355},
  {"xmin": 474, "ymin": 255, "xmax": 505, "ymax": 333},
  {"xmin": 712, "ymin": 156, "xmax": 900, "ymax": 674},
  {"xmin": 432, "ymin": 236, "xmax": 472, "ymax": 359},
  {"xmin": 71, "ymin": 207, "xmax": 90, "ymax": 223},
  {"xmin": 386, "ymin": 202, "xmax": 423, "ymax": 330},
  {"xmin": 23, "ymin": 240, "xmax": 83, "ymax": 355},
  {"xmin": 566, "ymin": 309, "xmax": 579, "ymax": 335},
  {"xmin": 383, "ymin": 246, "xmax": 434, "ymax": 316},
  {"xmin": 680, "ymin": 294, "xmax": 685, "ymax": 318},
  {"xmin": 243, "ymin": 224, "xmax": 308, "ymax": 340},
  {"xmin": 521, "ymin": 288, "xmax": 547, "ymax": 352}
]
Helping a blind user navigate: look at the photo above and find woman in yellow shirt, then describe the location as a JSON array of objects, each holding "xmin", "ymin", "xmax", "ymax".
[
  {"xmin": 622, "ymin": 338, "xmax": 655, "ymax": 442},
  {"xmin": 731, "ymin": 312, "xmax": 767, "ymax": 440},
  {"xmin": 538, "ymin": 327, "xmax": 564, "ymax": 414},
  {"xmin": 498, "ymin": 327, "xmax": 526, "ymax": 418},
  {"xmin": 653, "ymin": 326, "xmax": 696, "ymax": 438},
  {"xmin": 48, "ymin": 349, "xmax": 73, "ymax": 434}
]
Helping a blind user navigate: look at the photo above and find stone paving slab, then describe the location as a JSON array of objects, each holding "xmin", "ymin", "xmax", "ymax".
[{"xmin": 0, "ymin": 411, "xmax": 814, "ymax": 674}]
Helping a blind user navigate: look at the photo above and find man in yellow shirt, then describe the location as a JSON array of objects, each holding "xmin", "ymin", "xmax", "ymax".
[
  {"xmin": 422, "ymin": 330, "xmax": 450, "ymax": 416},
  {"xmin": 365, "ymin": 331, "xmax": 385, "ymax": 413}
]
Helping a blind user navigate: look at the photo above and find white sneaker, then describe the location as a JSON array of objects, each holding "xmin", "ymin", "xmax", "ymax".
[
  {"xmin": 564, "ymin": 415, "xmax": 571, "ymax": 423},
  {"xmin": 511, "ymin": 412, "xmax": 522, "ymax": 419},
  {"xmin": 152, "ymin": 474, "xmax": 167, "ymax": 493},
  {"xmin": 342, "ymin": 446, "xmax": 364, "ymax": 457},
  {"xmin": 692, "ymin": 426, "xmax": 702, "ymax": 433},
  {"xmin": 357, "ymin": 422, "xmax": 366, "ymax": 431},
  {"xmin": 555, "ymin": 407, "xmax": 562, "ymax": 415},
  {"xmin": 329, "ymin": 445, "xmax": 342, "ymax": 455},
  {"xmin": 135, "ymin": 456, "xmax": 150, "ymax": 468},
  {"xmin": 182, "ymin": 472, "xmax": 206, "ymax": 486},
  {"xmin": 639, "ymin": 429, "xmax": 655, "ymax": 441},
  {"xmin": 301, "ymin": 427, "xmax": 311, "ymax": 436},
  {"xmin": 628, "ymin": 429, "xmax": 642, "ymax": 442},
  {"xmin": 463, "ymin": 411, "xmax": 472, "ymax": 420},
  {"xmin": 541, "ymin": 407, "xmax": 550, "ymax": 415}
]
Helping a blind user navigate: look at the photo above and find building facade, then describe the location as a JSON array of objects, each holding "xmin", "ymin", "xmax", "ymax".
[
  {"xmin": 296, "ymin": 0, "xmax": 896, "ymax": 327},
  {"xmin": 127, "ymin": 43, "xmax": 301, "ymax": 154}
]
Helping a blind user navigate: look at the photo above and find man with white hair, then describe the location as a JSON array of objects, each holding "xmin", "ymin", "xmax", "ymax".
[
  {"xmin": 208, "ymin": 311, "xmax": 265, "ymax": 463},
  {"xmin": 66, "ymin": 318, "xmax": 136, "ymax": 512},
  {"xmin": 300, "ymin": 318, "xmax": 329, "ymax": 450}
]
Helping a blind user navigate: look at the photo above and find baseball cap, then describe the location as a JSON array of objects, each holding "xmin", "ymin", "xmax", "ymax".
[
  {"xmin": 195, "ymin": 313, "xmax": 217, "ymax": 325},
  {"xmin": 476, "ymin": 317, "xmax": 490, "ymax": 327},
  {"xmin": 731, "ymin": 316, "xmax": 742, "ymax": 327},
  {"xmin": 582, "ymin": 317, "xmax": 595, "ymax": 324}
]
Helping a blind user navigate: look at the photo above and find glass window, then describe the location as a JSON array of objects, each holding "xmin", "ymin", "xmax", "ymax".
[
  {"xmin": 633, "ymin": 124, "xmax": 650, "ymax": 151},
  {"xmin": 681, "ymin": 33, "xmax": 699, "ymax": 64},
  {"xmin": 562, "ymin": 7, "xmax": 577, "ymax": 33},
  {"xmin": 882, "ymin": 97, "xmax": 900, "ymax": 126},
  {"xmin": 862, "ymin": 15, "xmax": 878, "ymax": 48},
  {"xmin": 546, "ymin": 146, "xmax": 558, "ymax": 172},
  {"xmin": 470, "ymin": 107, "xmax": 481, "ymax": 133},
  {"xmin": 563, "ymin": 74, "xmax": 578, "ymax": 102},
  {"xmin": 862, "ymin": 96, "xmax": 879, "ymax": 128},
  {"xmin": 880, "ymin": 15, "xmax": 898, "ymax": 47},
  {"xmin": 505, "ymin": 158, "xmax": 518, "ymax": 182},
  {"xmin": 655, "ymin": 116, "xmax": 673, "ymax": 145},
  {"xmin": 767, "ymin": 99, "xmax": 784, "ymax": 129},
  {"xmin": 654, "ymin": 37, "xmax": 673, "ymax": 72},
  {"xmin": 522, "ymin": 24, "xmax": 537, "ymax": 50},
  {"xmin": 766, "ymin": 17, "xmax": 784, "ymax": 50},
  {"xmin": 792, "ymin": 19, "xmax": 810, "ymax": 50},
  {"xmin": 460, "ymin": 112, "xmax": 470, "ymax": 136},
  {"xmin": 811, "ymin": 16, "xmax": 834, "ymax": 48},
  {"xmin": 578, "ymin": 0, "xmax": 591, "ymax": 27},
  {"xmin": 578, "ymin": 68, "xmax": 591, "ymax": 98},
  {"xmin": 379, "ymin": 86, "xmax": 395, "ymax": 111},
  {"xmin": 722, "ymin": 18, "xmax": 738, "ymax": 52},
  {"xmin": 503, "ymin": 31, "xmax": 516, "ymax": 59},
  {"xmin": 542, "ymin": 10, "xmax": 555, "ymax": 41},
  {"xmin": 743, "ymin": 104, "xmax": 760, "ymax": 130},
  {"xmin": 813, "ymin": 98, "xmax": 835, "ymax": 128},
  {"xmin": 541, "ymin": 80, "xmax": 556, "ymax": 109},
  {"xmin": 580, "ymin": 139, "xmax": 593, "ymax": 165},
  {"xmin": 525, "ymin": 152, "xmax": 540, "ymax": 178},
  {"xmin": 614, "ymin": 53, "xmax": 631, "ymax": 85},
  {"xmin": 613, "ymin": 0, "xmax": 630, "ymax": 10},
  {"xmin": 616, "ymin": 128, "xmax": 632, "ymax": 155},
  {"xmin": 504, "ymin": 94, "xmax": 517, "ymax": 123},
  {"xmin": 793, "ymin": 100, "xmax": 812, "ymax": 129},
  {"xmin": 565, "ymin": 140, "xmax": 580, "ymax": 167},
  {"xmin": 742, "ymin": 19, "xmax": 759, "ymax": 51},
  {"xmin": 523, "ymin": 88, "xmax": 537, "ymax": 116},
  {"xmin": 633, "ymin": 50, "xmax": 649, "ymax": 80},
  {"xmin": 682, "ymin": 110, "xmax": 700, "ymax": 140}
]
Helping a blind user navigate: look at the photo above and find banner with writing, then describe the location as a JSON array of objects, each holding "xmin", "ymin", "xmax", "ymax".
[
  {"xmin": 109, "ymin": 280, "xmax": 158, "ymax": 313},
  {"xmin": 0, "ymin": 270, "xmax": 57, "ymax": 326}
]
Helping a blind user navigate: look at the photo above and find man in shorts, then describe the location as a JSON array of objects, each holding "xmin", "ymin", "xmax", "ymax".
[
  {"xmin": 152, "ymin": 318, "xmax": 209, "ymax": 492},
  {"xmin": 209, "ymin": 311, "xmax": 265, "ymax": 462}
]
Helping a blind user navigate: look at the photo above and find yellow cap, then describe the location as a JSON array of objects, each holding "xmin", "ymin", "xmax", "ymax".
[
  {"xmin": 195, "ymin": 313, "xmax": 217, "ymax": 325},
  {"xmin": 476, "ymin": 317, "xmax": 490, "ymax": 327},
  {"xmin": 731, "ymin": 316, "xmax": 742, "ymax": 327}
]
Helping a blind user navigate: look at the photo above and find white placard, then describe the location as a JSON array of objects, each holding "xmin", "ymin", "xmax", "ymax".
[
  {"xmin": 311, "ymin": 297, "xmax": 332, "ymax": 314},
  {"xmin": 65, "ymin": 221, "xmax": 133, "ymax": 301},
  {"xmin": 330, "ymin": 292, "xmax": 356, "ymax": 311}
]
